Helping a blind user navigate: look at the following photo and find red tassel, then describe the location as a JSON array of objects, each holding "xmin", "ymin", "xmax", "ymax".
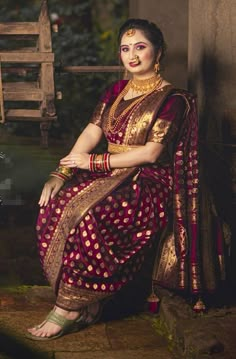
[
  {"xmin": 147, "ymin": 292, "xmax": 160, "ymax": 313},
  {"xmin": 193, "ymin": 298, "xmax": 206, "ymax": 313}
]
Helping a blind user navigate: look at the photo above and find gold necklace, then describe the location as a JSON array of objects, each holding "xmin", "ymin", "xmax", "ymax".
[
  {"xmin": 107, "ymin": 76, "xmax": 163, "ymax": 134},
  {"xmin": 130, "ymin": 74, "xmax": 162, "ymax": 93}
]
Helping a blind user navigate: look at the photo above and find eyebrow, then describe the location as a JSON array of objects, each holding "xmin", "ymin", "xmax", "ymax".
[{"xmin": 120, "ymin": 41, "xmax": 148, "ymax": 47}]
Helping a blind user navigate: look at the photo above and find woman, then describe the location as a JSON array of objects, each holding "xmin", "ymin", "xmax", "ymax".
[{"xmin": 27, "ymin": 18, "xmax": 201, "ymax": 340}]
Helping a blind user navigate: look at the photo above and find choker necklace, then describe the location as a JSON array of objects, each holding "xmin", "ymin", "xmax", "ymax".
[
  {"xmin": 107, "ymin": 75, "xmax": 163, "ymax": 134},
  {"xmin": 130, "ymin": 74, "xmax": 163, "ymax": 93}
]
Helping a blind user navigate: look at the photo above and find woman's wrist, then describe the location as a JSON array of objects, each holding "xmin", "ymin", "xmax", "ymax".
[
  {"xmin": 50, "ymin": 165, "xmax": 74, "ymax": 181},
  {"xmin": 88, "ymin": 153, "xmax": 111, "ymax": 172},
  {"xmin": 49, "ymin": 173, "xmax": 66, "ymax": 182}
]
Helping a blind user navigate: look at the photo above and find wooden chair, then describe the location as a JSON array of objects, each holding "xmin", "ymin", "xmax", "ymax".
[{"xmin": 0, "ymin": 0, "xmax": 57, "ymax": 147}]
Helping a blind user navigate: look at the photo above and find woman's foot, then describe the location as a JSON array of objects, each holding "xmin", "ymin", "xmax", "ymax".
[
  {"xmin": 83, "ymin": 301, "xmax": 102, "ymax": 325},
  {"xmin": 27, "ymin": 306, "xmax": 81, "ymax": 339}
]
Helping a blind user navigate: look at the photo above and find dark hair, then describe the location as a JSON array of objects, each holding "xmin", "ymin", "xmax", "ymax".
[{"xmin": 118, "ymin": 18, "xmax": 166, "ymax": 61}]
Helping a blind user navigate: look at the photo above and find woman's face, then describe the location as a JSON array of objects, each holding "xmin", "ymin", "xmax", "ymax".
[{"xmin": 120, "ymin": 29, "xmax": 156, "ymax": 78}]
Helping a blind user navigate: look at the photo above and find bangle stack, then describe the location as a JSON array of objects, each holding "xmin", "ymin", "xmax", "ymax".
[
  {"xmin": 89, "ymin": 153, "xmax": 111, "ymax": 172},
  {"xmin": 50, "ymin": 166, "xmax": 74, "ymax": 182}
]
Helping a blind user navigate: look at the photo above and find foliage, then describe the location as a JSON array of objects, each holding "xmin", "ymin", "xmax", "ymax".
[{"xmin": 0, "ymin": 0, "xmax": 128, "ymax": 142}]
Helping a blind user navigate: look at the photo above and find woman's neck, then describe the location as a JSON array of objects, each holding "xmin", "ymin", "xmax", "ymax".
[
  {"xmin": 129, "ymin": 73, "xmax": 163, "ymax": 93},
  {"xmin": 131, "ymin": 72, "xmax": 156, "ymax": 81}
]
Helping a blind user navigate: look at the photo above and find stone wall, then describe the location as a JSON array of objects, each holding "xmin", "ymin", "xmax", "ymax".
[
  {"xmin": 129, "ymin": 0, "xmax": 188, "ymax": 88},
  {"xmin": 188, "ymin": 0, "xmax": 236, "ymax": 284},
  {"xmin": 188, "ymin": 0, "xmax": 236, "ymax": 209},
  {"xmin": 188, "ymin": 0, "xmax": 236, "ymax": 114}
]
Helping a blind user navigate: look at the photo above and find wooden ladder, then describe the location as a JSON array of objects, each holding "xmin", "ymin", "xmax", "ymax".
[{"xmin": 0, "ymin": 0, "xmax": 57, "ymax": 147}]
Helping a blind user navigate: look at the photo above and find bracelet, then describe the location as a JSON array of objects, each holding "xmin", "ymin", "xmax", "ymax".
[
  {"xmin": 50, "ymin": 165, "xmax": 74, "ymax": 181},
  {"xmin": 89, "ymin": 153, "xmax": 111, "ymax": 172}
]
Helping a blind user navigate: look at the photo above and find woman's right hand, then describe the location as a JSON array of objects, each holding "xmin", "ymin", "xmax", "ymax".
[{"xmin": 38, "ymin": 176, "xmax": 64, "ymax": 207}]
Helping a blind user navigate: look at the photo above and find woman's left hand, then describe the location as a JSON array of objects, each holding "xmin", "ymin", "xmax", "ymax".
[{"xmin": 60, "ymin": 153, "xmax": 90, "ymax": 170}]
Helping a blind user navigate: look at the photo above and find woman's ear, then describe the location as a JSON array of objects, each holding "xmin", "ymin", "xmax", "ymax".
[{"xmin": 156, "ymin": 49, "xmax": 162, "ymax": 63}]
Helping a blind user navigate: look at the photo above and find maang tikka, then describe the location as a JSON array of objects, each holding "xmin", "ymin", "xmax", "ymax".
[{"xmin": 126, "ymin": 28, "xmax": 136, "ymax": 37}]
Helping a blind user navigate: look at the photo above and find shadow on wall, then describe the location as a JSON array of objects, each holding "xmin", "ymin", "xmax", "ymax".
[{"xmin": 189, "ymin": 49, "xmax": 236, "ymax": 299}]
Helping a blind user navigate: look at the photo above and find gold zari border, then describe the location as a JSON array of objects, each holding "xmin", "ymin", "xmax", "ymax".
[
  {"xmin": 56, "ymin": 282, "xmax": 110, "ymax": 310},
  {"xmin": 108, "ymin": 143, "xmax": 140, "ymax": 153}
]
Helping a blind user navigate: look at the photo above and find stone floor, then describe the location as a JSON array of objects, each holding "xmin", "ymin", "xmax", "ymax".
[
  {"xmin": 1, "ymin": 286, "xmax": 236, "ymax": 359},
  {"xmin": 0, "ymin": 286, "xmax": 174, "ymax": 359}
]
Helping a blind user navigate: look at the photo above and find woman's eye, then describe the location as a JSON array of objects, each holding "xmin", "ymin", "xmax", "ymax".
[
  {"xmin": 136, "ymin": 45, "xmax": 146, "ymax": 50},
  {"xmin": 121, "ymin": 47, "xmax": 129, "ymax": 52}
]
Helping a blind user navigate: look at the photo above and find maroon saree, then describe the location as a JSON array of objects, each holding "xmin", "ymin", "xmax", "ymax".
[{"xmin": 36, "ymin": 80, "xmax": 203, "ymax": 310}]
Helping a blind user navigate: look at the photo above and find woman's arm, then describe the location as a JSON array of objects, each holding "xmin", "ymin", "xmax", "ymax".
[
  {"xmin": 109, "ymin": 142, "xmax": 164, "ymax": 168},
  {"xmin": 59, "ymin": 123, "xmax": 103, "ymax": 169},
  {"xmin": 39, "ymin": 123, "xmax": 103, "ymax": 207},
  {"xmin": 60, "ymin": 141, "xmax": 164, "ymax": 171},
  {"xmin": 69, "ymin": 123, "xmax": 103, "ymax": 154}
]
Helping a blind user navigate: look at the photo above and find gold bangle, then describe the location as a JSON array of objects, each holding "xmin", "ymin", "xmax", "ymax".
[{"xmin": 50, "ymin": 166, "xmax": 74, "ymax": 181}]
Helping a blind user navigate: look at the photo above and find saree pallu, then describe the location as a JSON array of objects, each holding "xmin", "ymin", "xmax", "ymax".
[{"xmin": 36, "ymin": 82, "xmax": 203, "ymax": 310}]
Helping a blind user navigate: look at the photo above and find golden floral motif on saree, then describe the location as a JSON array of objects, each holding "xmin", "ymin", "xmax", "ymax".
[
  {"xmin": 123, "ymin": 86, "xmax": 174, "ymax": 145},
  {"xmin": 108, "ymin": 143, "xmax": 140, "ymax": 153},
  {"xmin": 191, "ymin": 263, "xmax": 201, "ymax": 292},
  {"xmin": 152, "ymin": 232, "xmax": 179, "ymax": 289},
  {"xmin": 188, "ymin": 196, "xmax": 198, "ymax": 224},
  {"xmin": 44, "ymin": 167, "xmax": 137, "ymax": 290},
  {"xmin": 179, "ymin": 258, "xmax": 187, "ymax": 289},
  {"xmin": 147, "ymin": 118, "xmax": 174, "ymax": 144}
]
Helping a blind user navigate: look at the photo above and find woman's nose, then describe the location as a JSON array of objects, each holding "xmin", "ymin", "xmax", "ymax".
[{"xmin": 129, "ymin": 48, "xmax": 136, "ymax": 60}]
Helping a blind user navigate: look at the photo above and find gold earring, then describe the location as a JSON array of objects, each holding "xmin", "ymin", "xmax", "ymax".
[{"xmin": 154, "ymin": 62, "xmax": 160, "ymax": 73}]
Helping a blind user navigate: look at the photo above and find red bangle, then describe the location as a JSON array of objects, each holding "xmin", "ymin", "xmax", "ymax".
[
  {"xmin": 89, "ymin": 154, "xmax": 96, "ymax": 172},
  {"xmin": 104, "ymin": 153, "xmax": 111, "ymax": 172},
  {"xmin": 89, "ymin": 153, "xmax": 111, "ymax": 172},
  {"xmin": 50, "ymin": 172, "xmax": 67, "ymax": 181}
]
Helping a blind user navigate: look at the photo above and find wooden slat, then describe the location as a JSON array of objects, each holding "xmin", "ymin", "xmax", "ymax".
[
  {"xmin": 0, "ymin": 52, "xmax": 54, "ymax": 63},
  {"xmin": 0, "ymin": 61, "xmax": 5, "ymax": 123},
  {"xmin": 6, "ymin": 115, "xmax": 57, "ymax": 122},
  {"xmin": 6, "ymin": 47, "xmax": 37, "ymax": 53},
  {"xmin": 38, "ymin": 0, "xmax": 52, "ymax": 52},
  {"xmin": 3, "ymin": 82, "xmax": 39, "ymax": 90},
  {"xmin": 61, "ymin": 65, "xmax": 124, "ymax": 73},
  {"xmin": 6, "ymin": 109, "xmax": 42, "ymax": 117},
  {"xmin": 5, "ymin": 108, "xmax": 56, "ymax": 121},
  {"xmin": 1, "ymin": 65, "xmax": 123, "ymax": 75},
  {"xmin": 4, "ymin": 93, "xmax": 43, "ymax": 101},
  {"xmin": 3, "ymin": 82, "xmax": 43, "ymax": 101},
  {"xmin": 0, "ymin": 22, "xmax": 39, "ymax": 35},
  {"xmin": 40, "ymin": 63, "xmax": 56, "ymax": 115}
]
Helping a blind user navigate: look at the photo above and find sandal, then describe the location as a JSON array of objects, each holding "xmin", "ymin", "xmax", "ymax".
[
  {"xmin": 81, "ymin": 301, "xmax": 103, "ymax": 326},
  {"xmin": 82, "ymin": 297, "xmax": 111, "ymax": 325},
  {"xmin": 25, "ymin": 310, "xmax": 86, "ymax": 341}
]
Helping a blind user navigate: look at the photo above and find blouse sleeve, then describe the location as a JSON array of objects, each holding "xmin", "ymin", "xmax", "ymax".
[
  {"xmin": 147, "ymin": 94, "xmax": 186, "ymax": 145},
  {"xmin": 89, "ymin": 101, "xmax": 107, "ymax": 128},
  {"xmin": 89, "ymin": 80, "xmax": 128, "ymax": 128}
]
